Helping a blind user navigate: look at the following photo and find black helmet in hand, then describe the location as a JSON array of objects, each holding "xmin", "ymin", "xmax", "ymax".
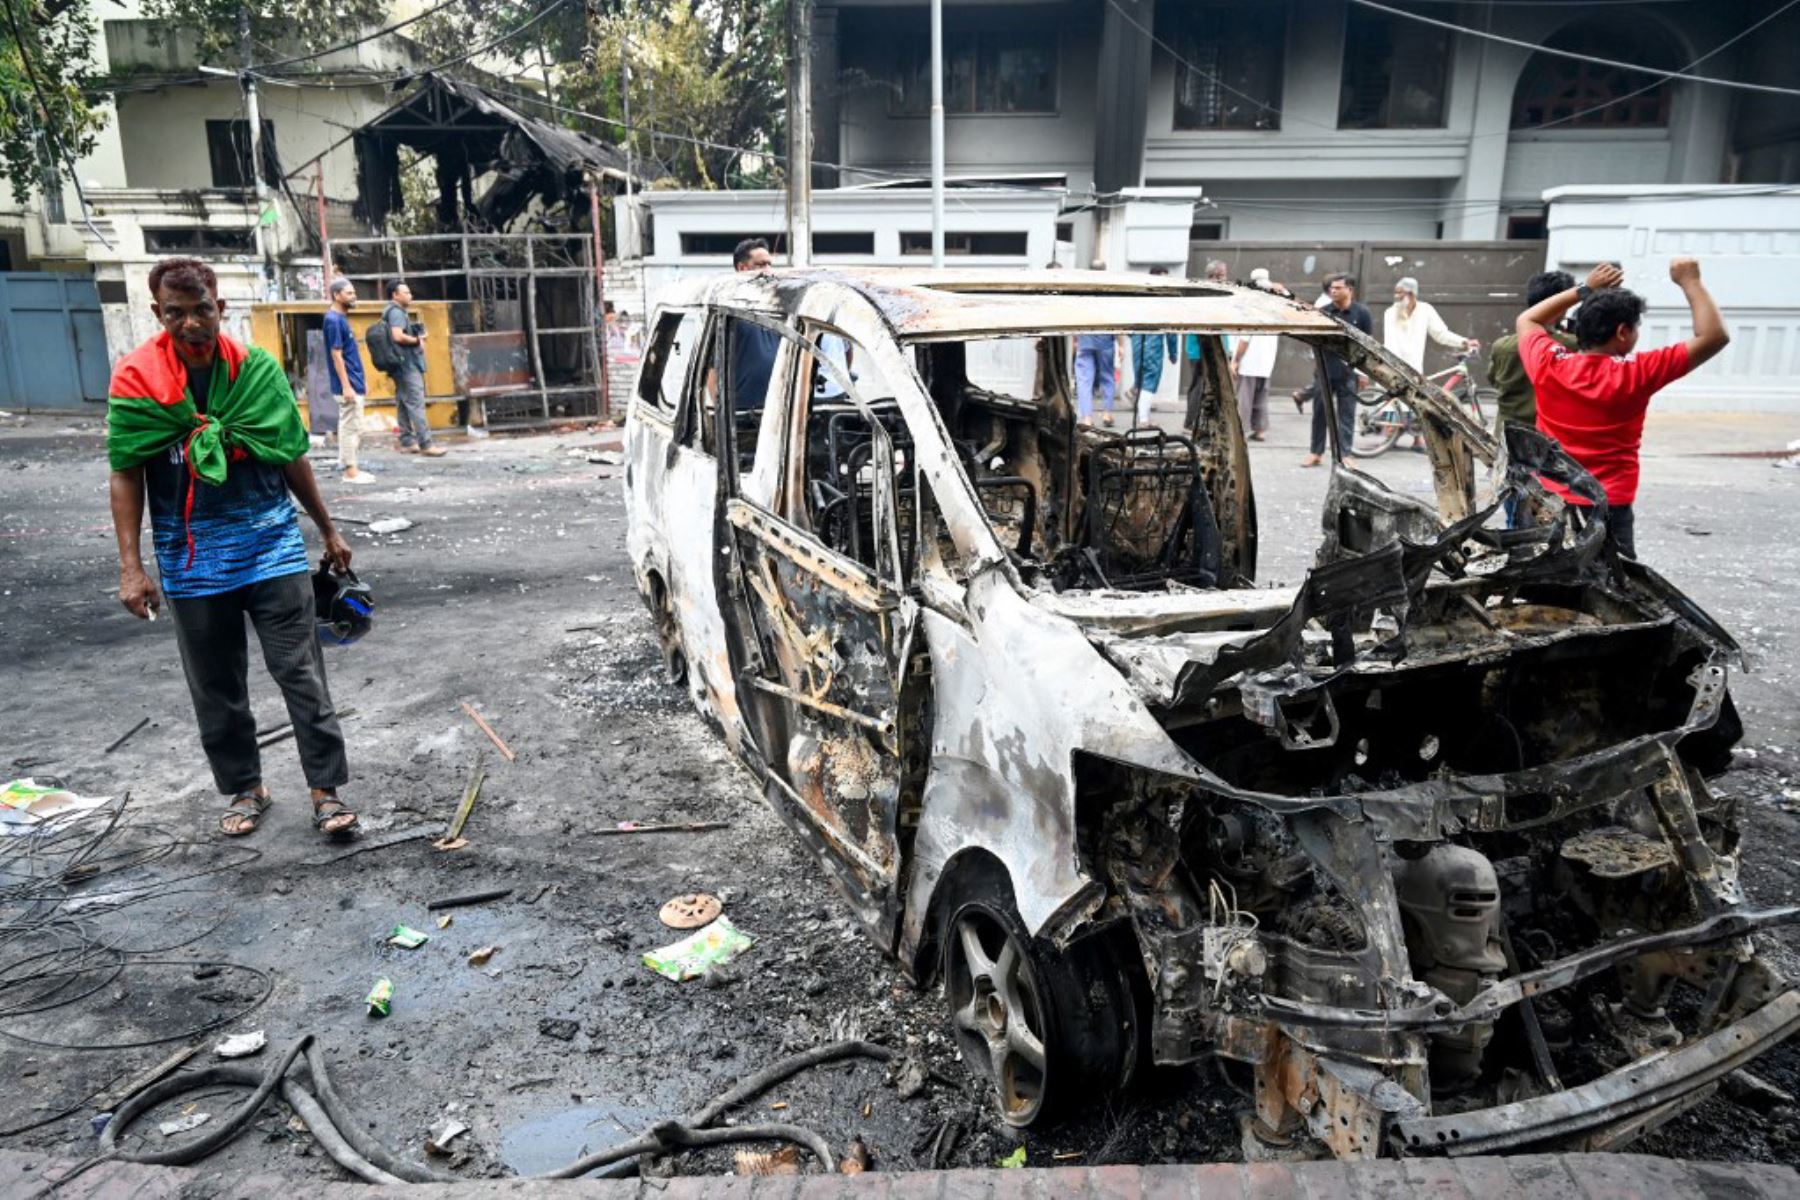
[{"xmin": 313, "ymin": 562, "xmax": 374, "ymax": 646}]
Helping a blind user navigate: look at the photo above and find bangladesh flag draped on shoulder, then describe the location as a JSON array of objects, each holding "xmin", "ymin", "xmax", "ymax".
[
  {"xmin": 107, "ymin": 330, "xmax": 310, "ymax": 477},
  {"xmin": 107, "ymin": 330, "xmax": 311, "ymax": 564}
]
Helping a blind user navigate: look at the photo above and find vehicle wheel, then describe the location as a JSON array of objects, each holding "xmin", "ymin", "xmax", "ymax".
[
  {"xmin": 1353, "ymin": 397, "xmax": 1408, "ymax": 458},
  {"xmin": 943, "ymin": 894, "xmax": 1144, "ymax": 1127},
  {"xmin": 648, "ymin": 576, "xmax": 686, "ymax": 686}
]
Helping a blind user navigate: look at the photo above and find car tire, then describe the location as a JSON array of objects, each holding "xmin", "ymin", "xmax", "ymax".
[
  {"xmin": 648, "ymin": 576, "xmax": 686, "ymax": 687},
  {"xmin": 943, "ymin": 890, "xmax": 1145, "ymax": 1127}
]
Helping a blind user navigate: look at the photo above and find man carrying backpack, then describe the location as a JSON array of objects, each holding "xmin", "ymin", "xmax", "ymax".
[{"xmin": 371, "ymin": 280, "xmax": 445, "ymax": 457}]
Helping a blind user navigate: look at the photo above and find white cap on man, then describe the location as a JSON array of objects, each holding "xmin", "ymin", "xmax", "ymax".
[{"xmin": 1249, "ymin": 267, "xmax": 1270, "ymax": 285}]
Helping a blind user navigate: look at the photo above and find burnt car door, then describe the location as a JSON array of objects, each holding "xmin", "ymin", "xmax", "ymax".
[
  {"xmin": 711, "ymin": 313, "xmax": 920, "ymax": 937},
  {"xmin": 646, "ymin": 309, "xmax": 750, "ymax": 747}
]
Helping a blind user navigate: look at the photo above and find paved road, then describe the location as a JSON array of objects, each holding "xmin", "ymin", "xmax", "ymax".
[
  {"xmin": 5, "ymin": 1148, "xmax": 1795, "ymax": 1198},
  {"xmin": 1, "ymin": 406, "xmax": 1797, "ymax": 1185}
]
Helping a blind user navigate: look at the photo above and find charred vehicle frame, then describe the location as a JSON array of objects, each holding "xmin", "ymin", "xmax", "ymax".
[{"xmin": 621, "ymin": 268, "xmax": 1797, "ymax": 1159}]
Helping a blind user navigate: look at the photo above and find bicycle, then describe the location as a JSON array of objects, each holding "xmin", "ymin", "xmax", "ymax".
[{"xmin": 1352, "ymin": 351, "xmax": 1497, "ymax": 458}]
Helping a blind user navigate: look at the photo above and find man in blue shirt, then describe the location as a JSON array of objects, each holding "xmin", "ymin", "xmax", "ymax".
[
  {"xmin": 109, "ymin": 257, "xmax": 361, "ymax": 838},
  {"xmin": 324, "ymin": 278, "xmax": 375, "ymax": 483},
  {"xmin": 727, "ymin": 238, "xmax": 780, "ymax": 412}
]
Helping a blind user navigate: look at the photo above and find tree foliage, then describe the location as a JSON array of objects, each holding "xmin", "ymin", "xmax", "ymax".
[
  {"xmin": 1, "ymin": 0, "xmax": 106, "ymax": 203},
  {"xmin": 134, "ymin": 0, "xmax": 389, "ymax": 66},
  {"xmin": 572, "ymin": 0, "xmax": 788, "ymax": 190}
]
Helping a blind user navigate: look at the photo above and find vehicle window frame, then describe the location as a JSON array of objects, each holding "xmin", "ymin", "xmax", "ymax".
[
  {"xmin": 637, "ymin": 307, "xmax": 702, "ymax": 426},
  {"xmin": 677, "ymin": 313, "xmax": 722, "ymax": 453},
  {"xmin": 718, "ymin": 311, "xmax": 906, "ymax": 590}
]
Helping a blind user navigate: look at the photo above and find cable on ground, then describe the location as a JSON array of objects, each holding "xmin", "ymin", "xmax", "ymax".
[{"xmin": 38, "ymin": 1036, "xmax": 894, "ymax": 1192}]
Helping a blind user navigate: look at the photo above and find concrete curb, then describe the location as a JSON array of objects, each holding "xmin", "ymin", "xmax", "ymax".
[{"xmin": 3, "ymin": 1150, "xmax": 1795, "ymax": 1199}]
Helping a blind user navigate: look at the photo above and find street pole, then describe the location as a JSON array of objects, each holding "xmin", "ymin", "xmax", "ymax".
[
  {"xmin": 929, "ymin": 0, "xmax": 944, "ymax": 268},
  {"xmin": 589, "ymin": 179, "xmax": 611, "ymax": 421},
  {"xmin": 619, "ymin": 26, "xmax": 635, "ymax": 257},
  {"xmin": 239, "ymin": 8, "xmax": 277, "ymax": 299},
  {"xmin": 315, "ymin": 166, "xmax": 330, "ymax": 299},
  {"xmin": 787, "ymin": 0, "xmax": 813, "ymax": 267}
]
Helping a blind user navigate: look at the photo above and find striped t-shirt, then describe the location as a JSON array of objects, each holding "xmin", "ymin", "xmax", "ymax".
[{"xmin": 144, "ymin": 362, "xmax": 308, "ymax": 598}]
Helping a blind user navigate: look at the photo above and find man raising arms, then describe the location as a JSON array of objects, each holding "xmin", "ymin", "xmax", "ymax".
[
  {"xmin": 108, "ymin": 257, "xmax": 361, "ymax": 838},
  {"xmin": 1516, "ymin": 258, "xmax": 1730, "ymax": 558}
]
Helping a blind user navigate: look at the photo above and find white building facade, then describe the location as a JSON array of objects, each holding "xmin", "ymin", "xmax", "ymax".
[{"xmin": 0, "ymin": 1, "xmax": 422, "ymax": 364}]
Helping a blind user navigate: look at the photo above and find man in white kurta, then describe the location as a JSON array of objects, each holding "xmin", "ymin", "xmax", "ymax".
[{"xmin": 1383, "ymin": 276, "xmax": 1478, "ymax": 372}]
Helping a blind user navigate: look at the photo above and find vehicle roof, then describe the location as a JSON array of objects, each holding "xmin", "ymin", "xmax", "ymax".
[{"xmin": 655, "ymin": 268, "xmax": 1344, "ymax": 340}]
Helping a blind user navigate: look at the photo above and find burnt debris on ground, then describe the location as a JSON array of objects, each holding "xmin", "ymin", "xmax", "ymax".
[{"xmin": 0, "ymin": 412, "xmax": 1797, "ymax": 1183}]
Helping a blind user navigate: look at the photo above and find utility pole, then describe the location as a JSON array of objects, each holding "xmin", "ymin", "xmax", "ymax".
[
  {"xmin": 929, "ymin": 0, "xmax": 944, "ymax": 268},
  {"xmin": 787, "ymin": 0, "xmax": 813, "ymax": 267},
  {"xmin": 619, "ymin": 25, "xmax": 635, "ymax": 258},
  {"xmin": 238, "ymin": 7, "xmax": 277, "ymax": 299}
]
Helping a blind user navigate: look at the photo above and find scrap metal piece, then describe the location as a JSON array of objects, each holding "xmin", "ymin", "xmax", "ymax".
[
  {"xmin": 1392, "ymin": 989, "xmax": 1800, "ymax": 1155},
  {"xmin": 1560, "ymin": 826, "xmax": 1678, "ymax": 879}
]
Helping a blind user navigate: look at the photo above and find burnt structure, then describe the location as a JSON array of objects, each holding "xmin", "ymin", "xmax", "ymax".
[{"xmin": 336, "ymin": 76, "xmax": 633, "ymax": 424}]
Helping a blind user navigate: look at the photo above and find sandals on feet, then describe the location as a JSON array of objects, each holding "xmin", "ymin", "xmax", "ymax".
[
  {"xmin": 220, "ymin": 790, "xmax": 271, "ymax": 837},
  {"xmin": 312, "ymin": 795, "xmax": 360, "ymax": 837}
]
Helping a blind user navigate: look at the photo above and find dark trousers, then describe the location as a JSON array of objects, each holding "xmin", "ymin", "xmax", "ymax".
[
  {"xmin": 167, "ymin": 570, "xmax": 348, "ymax": 796},
  {"xmin": 1311, "ymin": 374, "xmax": 1358, "ymax": 457},
  {"xmin": 1605, "ymin": 504, "xmax": 1636, "ymax": 559}
]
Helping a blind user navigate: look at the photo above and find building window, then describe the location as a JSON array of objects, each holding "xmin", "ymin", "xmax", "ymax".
[
  {"xmin": 677, "ymin": 232, "xmax": 788, "ymax": 257},
  {"xmin": 1189, "ymin": 221, "xmax": 1225, "ymax": 241},
  {"xmin": 1511, "ymin": 22, "xmax": 1675, "ymax": 129},
  {"xmin": 813, "ymin": 231, "xmax": 875, "ymax": 256},
  {"xmin": 1506, "ymin": 213, "xmax": 1547, "ymax": 241},
  {"xmin": 900, "ymin": 231, "xmax": 1029, "ymax": 257},
  {"xmin": 143, "ymin": 227, "xmax": 256, "ymax": 254},
  {"xmin": 1165, "ymin": 1, "xmax": 1284, "ymax": 131},
  {"xmin": 0, "ymin": 240, "xmax": 12, "ymax": 270},
  {"xmin": 1339, "ymin": 9, "xmax": 1450, "ymax": 129},
  {"xmin": 893, "ymin": 30, "xmax": 1057, "ymax": 115},
  {"xmin": 204, "ymin": 119, "xmax": 278, "ymax": 189}
]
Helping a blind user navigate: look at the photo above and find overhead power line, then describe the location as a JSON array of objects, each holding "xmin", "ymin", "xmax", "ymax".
[{"xmin": 1349, "ymin": 0, "xmax": 1800, "ymax": 97}]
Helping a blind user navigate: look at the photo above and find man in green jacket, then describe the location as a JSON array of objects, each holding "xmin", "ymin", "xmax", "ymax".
[
  {"xmin": 108, "ymin": 257, "xmax": 361, "ymax": 839},
  {"xmin": 1488, "ymin": 270, "xmax": 1576, "ymax": 437}
]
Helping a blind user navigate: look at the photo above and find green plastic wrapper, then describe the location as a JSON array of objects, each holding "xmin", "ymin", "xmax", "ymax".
[
  {"xmin": 388, "ymin": 924, "xmax": 429, "ymax": 949},
  {"xmin": 643, "ymin": 915, "xmax": 753, "ymax": 981},
  {"xmin": 366, "ymin": 977, "xmax": 394, "ymax": 1016}
]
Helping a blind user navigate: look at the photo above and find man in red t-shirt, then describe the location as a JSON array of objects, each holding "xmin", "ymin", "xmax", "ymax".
[{"xmin": 1515, "ymin": 257, "xmax": 1730, "ymax": 558}]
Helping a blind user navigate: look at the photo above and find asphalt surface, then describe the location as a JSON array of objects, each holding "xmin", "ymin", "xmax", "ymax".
[{"xmin": 2, "ymin": 401, "xmax": 1799, "ymax": 1187}]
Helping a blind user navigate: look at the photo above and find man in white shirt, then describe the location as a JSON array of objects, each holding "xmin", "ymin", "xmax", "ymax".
[
  {"xmin": 1383, "ymin": 277, "xmax": 1478, "ymax": 373},
  {"xmin": 1231, "ymin": 331, "xmax": 1278, "ymax": 441}
]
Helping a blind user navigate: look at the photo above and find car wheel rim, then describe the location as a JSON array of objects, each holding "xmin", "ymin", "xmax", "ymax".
[{"xmin": 948, "ymin": 909, "xmax": 1048, "ymax": 1125}]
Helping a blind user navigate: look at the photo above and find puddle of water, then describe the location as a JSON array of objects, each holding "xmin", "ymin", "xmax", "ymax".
[{"xmin": 499, "ymin": 1103, "xmax": 659, "ymax": 1176}]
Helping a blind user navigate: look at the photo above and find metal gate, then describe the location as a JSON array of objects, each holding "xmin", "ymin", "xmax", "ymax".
[
  {"xmin": 1189, "ymin": 241, "xmax": 1549, "ymax": 388},
  {"xmin": 0, "ymin": 273, "xmax": 111, "ymax": 409}
]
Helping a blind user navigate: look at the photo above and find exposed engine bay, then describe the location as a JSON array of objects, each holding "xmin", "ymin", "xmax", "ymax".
[{"xmin": 902, "ymin": 326, "xmax": 1797, "ymax": 1155}]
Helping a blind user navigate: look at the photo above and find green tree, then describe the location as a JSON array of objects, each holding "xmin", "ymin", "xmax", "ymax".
[
  {"xmin": 1, "ymin": 0, "xmax": 105, "ymax": 203},
  {"xmin": 134, "ymin": 0, "xmax": 388, "ymax": 66},
  {"xmin": 572, "ymin": 0, "xmax": 788, "ymax": 190}
]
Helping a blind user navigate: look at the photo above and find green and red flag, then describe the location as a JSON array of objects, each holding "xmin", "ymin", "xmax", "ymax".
[{"xmin": 107, "ymin": 330, "xmax": 311, "ymax": 564}]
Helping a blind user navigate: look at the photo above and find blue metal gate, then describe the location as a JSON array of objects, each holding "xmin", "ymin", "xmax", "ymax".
[{"xmin": 0, "ymin": 273, "xmax": 111, "ymax": 409}]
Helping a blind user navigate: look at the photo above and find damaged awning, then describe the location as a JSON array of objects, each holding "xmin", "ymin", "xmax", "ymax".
[{"xmin": 352, "ymin": 74, "xmax": 635, "ymax": 232}]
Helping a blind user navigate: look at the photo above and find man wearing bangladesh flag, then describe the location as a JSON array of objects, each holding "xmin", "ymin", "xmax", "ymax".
[{"xmin": 107, "ymin": 257, "xmax": 360, "ymax": 838}]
